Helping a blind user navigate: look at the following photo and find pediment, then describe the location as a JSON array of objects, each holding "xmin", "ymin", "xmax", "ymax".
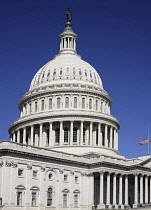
[{"xmin": 139, "ymin": 156, "xmax": 151, "ymax": 168}]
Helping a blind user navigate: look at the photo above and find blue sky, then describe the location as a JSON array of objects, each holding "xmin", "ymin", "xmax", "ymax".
[{"xmin": 0, "ymin": 0, "xmax": 151, "ymax": 159}]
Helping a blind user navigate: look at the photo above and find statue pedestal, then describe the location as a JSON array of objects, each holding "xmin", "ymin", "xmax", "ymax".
[{"xmin": 97, "ymin": 204, "xmax": 105, "ymax": 209}]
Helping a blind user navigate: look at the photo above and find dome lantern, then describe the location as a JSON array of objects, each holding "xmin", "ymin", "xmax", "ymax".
[{"xmin": 59, "ymin": 9, "xmax": 78, "ymax": 53}]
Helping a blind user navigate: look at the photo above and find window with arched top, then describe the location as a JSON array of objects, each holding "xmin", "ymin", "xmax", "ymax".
[
  {"xmin": 73, "ymin": 127, "xmax": 77, "ymax": 143},
  {"xmin": 74, "ymin": 97, "xmax": 77, "ymax": 108},
  {"xmin": 89, "ymin": 99, "xmax": 92, "ymax": 109},
  {"xmin": 64, "ymin": 127, "xmax": 69, "ymax": 143},
  {"xmin": 65, "ymin": 97, "xmax": 69, "ymax": 108},
  {"xmin": 41, "ymin": 100, "xmax": 44, "ymax": 111},
  {"xmin": 62, "ymin": 189, "xmax": 69, "ymax": 207},
  {"xmin": 49, "ymin": 98, "xmax": 52, "ymax": 109},
  {"xmin": 47, "ymin": 187, "xmax": 53, "ymax": 206},
  {"xmin": 57, "ymin": 98, "xmax": 60, "ymax": 109},
  {"xmin": 35, "ymin": 101, "xmax": 37, "ymax": 112},
  {"xmin": 73, "ymin": 190, "xmax": 80, "ymax": 208},
  {"xmin": 96, "ymin": 100, "xmax": 98, "ymax": 111},
  {"xmin": 82, "ymin": 98, "xmax": 85, "ymax": 109},
  {"xmin": 55, "ymin": 128, "xmax": 60, "ymax": 143}
]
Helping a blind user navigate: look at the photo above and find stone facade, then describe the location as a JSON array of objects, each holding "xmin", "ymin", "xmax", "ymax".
[{"xmin": 1, "ymin": 11, "xmax": 151, "ymax": 210}]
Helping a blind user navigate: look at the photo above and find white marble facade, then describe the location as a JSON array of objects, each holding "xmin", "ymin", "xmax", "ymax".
[{"xmin": 1, "ymin": 11, "xmax": 151, "ymax": 210}]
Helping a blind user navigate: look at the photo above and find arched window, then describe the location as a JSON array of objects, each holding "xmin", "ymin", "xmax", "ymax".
[
  {"xmin": 89, "ymin": 99, "xmax": 92, "ymax": 109},
  {"xmin": 47, "ymin": 187, "xmax": 53, "ymax": 206},
  {"xmin": 55, "ymin": 128, "xmax": 60, "ymax": 143},
  {"xmin": 64, "ymin": 127, "xmax": 69, "ymax": 143},
  {"xmin": 96, "ymin": 100, "xmax": 98, "ymax": 111},
  {"xmin": 62, "ymin": 189, "xmax": 69, "ymax": 207},
  {"xmin": 15, "ymin": 185, "xmax": 26, "ymax": 206},
  {"xmin": 73, "ymin": 190, "xmax": 80, "ymax": 208},
  {"xmin": 29, "ymin": 103, "xmax": 32, "ymax": 114},
  {"xmin": 82, "ymin": 98, "xmax": 85, "ymax": 109},
  {"xmin": 74, "ymin": 97, "xmax": 77, "ymax": 108},
  {"xmin": 35, "ymin": 101, "xmax": 37, "ymax": 112},
  {"xmin": 65, "ymin": 97, "xmax": 69, "ymax": 108},
  {"xmin": 73, "ymin": 127, "xmax": 77, "ymax": 143},
  {"xmin": 49, "ymin": 99, "xmax": 52, "ymax": 109},
  {"xmin": 41, "ymin": 100, "xmax": 44, "ymax": 111},
  {"xmin": 83, "ymin": 127, "xmax": 86, "ymax": 143},
  {"xmin": 57, "ymin": 98, "xmax": 60, "ymax": 109}
]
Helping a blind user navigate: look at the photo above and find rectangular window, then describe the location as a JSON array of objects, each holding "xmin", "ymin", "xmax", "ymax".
[
  {"xmin": 18, "ymin": 169, "xmax": 23, "ymax": 177},
  {"xmin": 29, "ymin": 103, "xmax": 32, "ymax": 114},
  {"xmin": 17, "ymin": 192, "xmax": 22, "ymax": 206},
  {"xmin": 74, "ymin": 194, "xmax": 78, "ymax": 207},
  {"xmin": 64, "ymin": 174, "xmax": 68, "ymax": 182},
  {"xmin": 96, "ymin": 100, "xmax": 98, "ymax": 111},
  {"xmin": 33, "ymin": 170, "xmax": 38, "ymax": 178},
  {"xmin": 31, "ymin": 192, "xmax": 36, "ymax": 206},
  {"xmin": 63, "ymin": 194, "xmax": 67, "ymax": 207},
  {"xmin": 65, "ymin": 97, "xmax": 69, "ymax": 108},
  {"xmin": 89, "ymin": 99, "xmax": 92, "ymax": 109}
]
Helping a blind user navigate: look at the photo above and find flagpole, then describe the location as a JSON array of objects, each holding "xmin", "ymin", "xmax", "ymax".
[{"xmin": 148, "ymin": 121, "xmax": 150, "ymax": 155}]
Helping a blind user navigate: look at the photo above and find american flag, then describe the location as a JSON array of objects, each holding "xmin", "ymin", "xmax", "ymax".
[{"xmin": 138, "ymin": 139, "xmax": 148, "ymax": 145}]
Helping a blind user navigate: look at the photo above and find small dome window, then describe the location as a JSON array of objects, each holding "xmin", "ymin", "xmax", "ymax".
[
  {"xmin": 73, "ymin": 69, "xmax": 75, "ymax": 75},
  {"xmin": 90, "ymin": 73, "xmax": 92, "ymax": 78},
  {"xmin": 48, "ymin": 173, "xmax": 53, "ymax": 180},
  {"xmin": 47, "ymin": 72, "xmax": 50, "ymax": 77},
  {"xmin": 42, "ymin": 73, "xmax": 45, "ymax": 79},
  {"xmin": 67, "ymin": 68, "xmax": 69, "ymax": 75},
  {"xmin": 53, "ymin": 71, "xmax": 56, "ymax": 76},
  {"xmin": 79, "ymin": 69, "xmax": 82, "ymax": 76},
  {"xmin": 85, "ymin": 71, "xmax": 87, "ymax": 76},
  {"xmin": 60, "ymin": 70, "xmax": 62, "ymax": 75}
]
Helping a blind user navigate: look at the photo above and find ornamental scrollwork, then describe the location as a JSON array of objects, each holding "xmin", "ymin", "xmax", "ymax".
[
  {"xmin": 27, "ymin": 164, "xmax": 32, "ymax": 170},
  {"xmin": 41, "ymin": 166, "xmax": 45, "ymax": 172},
  {"xmin": 5, "ymin": 161, "xmax": 11, "ymax": 167},
  {"xmin": 0, "ymin": 161, "xmax": 4, "ymax": 167},
  {"xmin": 11, "ymin": 161, "xmax": 18, "ymax": 168}
]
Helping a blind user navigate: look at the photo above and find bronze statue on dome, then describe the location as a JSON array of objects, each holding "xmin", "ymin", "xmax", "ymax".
[{"xmin": 67, "ymin": 8, "xmax": 72, "ymax": 22}]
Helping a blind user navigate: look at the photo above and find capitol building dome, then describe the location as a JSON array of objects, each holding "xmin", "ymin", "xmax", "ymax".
[{"xmin": 9, "ymin": 14, "xmax": 120, "ymax": 158}]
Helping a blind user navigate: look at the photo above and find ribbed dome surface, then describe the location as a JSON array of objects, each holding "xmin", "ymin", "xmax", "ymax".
[{"xmin": 29, "ymin": 52, "xmax": 103, "ymax": 91}]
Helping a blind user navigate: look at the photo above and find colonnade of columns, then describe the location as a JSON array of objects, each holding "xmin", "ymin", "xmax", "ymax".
[
  {"xmin": 97, "ymin": 171, "xmax": 129, "ymax": 209},
  {"xmin": 133, "ymin": 173, "xmax": 151, "ymax": 208},
  {"xmin": 10, "ymin": 121, "xmax": 118, "ymax": 150}
]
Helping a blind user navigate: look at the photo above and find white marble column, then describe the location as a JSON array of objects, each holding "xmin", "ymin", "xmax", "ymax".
[
  {"xmin": 125, "ymin": 175, "xmax": 129, "ymax": 206},
  {"xmin": 140, "ymin": 175, "xmax": 143, "ymax": 204},
  {"xmin": 90, "ymin": 122, "xmax": 93, "ymax": 145},
  {"xmin": 113, "ymin": 128, "xmax": 116, "ymax": 149},
  {"xmin": 13, "ymin": 132, "xmax": 15, "ymax": 142},
  {"xmin": 49, "ymin": 122, "xmax": 52, "ymax": 146},
  {"xmin": 106, "ymin": 172, "xmax": 111, "ymax": 207},
  {"xmin": 31, "ymin": 125, "xmax": 34, "ymax": 146},
  {"xmin": 113, "ymin": 173, "xmax": 117, "ymax": 207},
  {"xmin": 119, "ymin": 174, "xmax": 123, "ymax": 205},
  {"xmin": 110, "ymin": 127, "xmax": 113, "ymax": 148},
  {"xmin": 145, "ymin": 175, "xmax": 148, "ymax": 204},
  {"xmin": 39, "ymin": 123, "xmax": 43, "ymax": 147},
  {"xmin": 70, "ymin": 121, "xmax": 73, "ymax": 145},
  {"xmin": 23, "ymin": 127, "xmax": 26, "ymax": 144},
  {"xmin": 80, "ymin": 121, "xmax": 83, "ymax": 145},
  {"xmin": 105, "ymin": 125, "xmax": 108, "ymax": 147},
  {"xmin": 17, "ymin": 129, "xmax": 20, "ymax": 143},
  {"xmin": 133, "ymin": 173, "xmax": 138, "ymax": 208},
  {"xmin": 60, "ymin": 121, "xmax": 63, "ymax": 145},
  {"xmin": 97, "ymin": 171, "xmax": 105, "ymax": 209}
]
